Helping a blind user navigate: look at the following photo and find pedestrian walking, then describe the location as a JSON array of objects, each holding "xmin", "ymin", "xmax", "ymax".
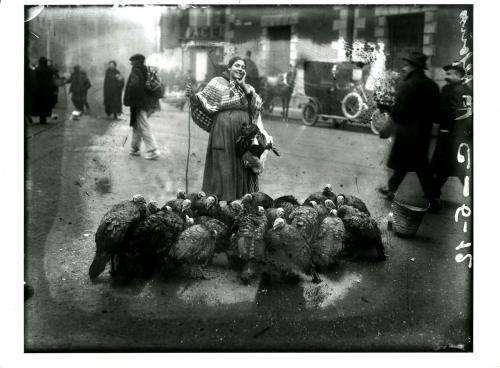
[
  {"xmin": 430, "ymin": 63, "xmax": 472, "ymax": 205},
  {"xmin": 124, "ymin": 53, "xmax": 161, "ymax": 160},
  {"xmin": 377, "ymin": 51, "xmax": 441, "ymax": 210},
  {"xmin": 279, "ymin": 63, "xmax": 297, "ymax": 121},
  {"xmin": 67, "ymin": 65, "xmax": 91, "ymax": 114},
  {"xmin": 186, "ymin": 56, "xmax": 273, "ymax": 201},
  {"xmin": 32, "ymin": 57, "xmax": 55, "ymax": 124},
  {"xmin": 103, "ymin": 60, "xmax": 125, "ymax": 119}
]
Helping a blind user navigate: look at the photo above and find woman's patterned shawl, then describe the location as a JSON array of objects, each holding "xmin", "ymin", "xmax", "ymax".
[{"xmin": 191, "ymin": 73, "xmax": 262, "ymax": 131}]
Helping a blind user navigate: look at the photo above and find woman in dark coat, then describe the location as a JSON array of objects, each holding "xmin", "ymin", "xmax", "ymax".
[
  {"xmin": 378, "ymin": 52, "xmax": 440, "ymax": 204},
  {"xmin": 186, "ymin": 56, "xmax": 272, "ymax": 202},
  {"xmin": 32, "ymin": 57, "xmax": 55, "ymax": 124},
  {"xmin": 103, "ymin": 61, "xmax": 124, "ymax": 119}
]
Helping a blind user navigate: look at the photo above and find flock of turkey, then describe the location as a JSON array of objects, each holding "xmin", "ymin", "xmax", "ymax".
[{"xmin": 89, "ymin": 185, "xmax": 387, "ymax": 285}]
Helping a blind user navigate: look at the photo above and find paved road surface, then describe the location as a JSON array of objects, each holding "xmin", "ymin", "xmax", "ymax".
[{"xmin": 25, "ymin": 101, "xmax": 471, "ymax": 351}]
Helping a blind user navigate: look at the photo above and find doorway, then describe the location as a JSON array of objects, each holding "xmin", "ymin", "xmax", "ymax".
[
  {"xmin": 267, "ymin": 25, "xmax": 291, "ymax": 75},
  {"xmin": 386, "ymin": 13, "xmax": 425, "ymax": 71}
]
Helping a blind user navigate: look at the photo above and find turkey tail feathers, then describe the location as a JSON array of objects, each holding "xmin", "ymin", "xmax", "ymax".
[{"xmin": 89, "ymin": 251, "xmax": 110, "ymax": 282}]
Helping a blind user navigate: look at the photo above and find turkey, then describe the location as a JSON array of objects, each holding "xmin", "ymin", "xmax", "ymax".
[
  {"xmin": 193, "ymin": 195, "xmax": 219, "ymax": 217},
  {"xmin": 242, "ymin": 151, "xmax": 264, "ymax": 175},
  {"xmin": 184, "ymin": 191, "xmax": 207, "ymax": 215},
  {"xmin": 208, "ymin": 200, "xmax": 243, "ymax": 230},
  {"xmin": 306, "ymin": 199, "xmax": 336, "ymax": 223},
  {"xmin": 251, "ymin": 191, "xmax": 274, "ymax": 209},
  {"xmin": 262, "ymin": 218, "xmax": 321, "ymax": 283},
  {"xmin": 227, "ymin": 194, "xmax": 268, "ymax": 283},
  {"xmin": 169, "ymin": 224, "xmax": 218, "ymax": 279},
  {"xmin": 89, "ymin": 194, "xmax": 149, "ymax": 282},
  {"xmin": 288, "ymin": 203, "xmax": 320, "ymax": 245},
  {"xmin": 265, "ymin": 207, "xmax": 285, "ymax": 228},
  {"xmin": 163, "ymin": 198, "xmax": 192, "ymax": 216},
  {"xmin": 311, "ymin": 209, "xmax": 346, "ymax": 271},
  {"xmin": 303, "ymin": 184, "xmax": 337, "ymax": 206},
  {"xmin": 194, "ymin": 216, "xmax": 229, "ymax": 254},
  {"xmin": 273, "ymin": 195, "xmax": 300, "ymax": 221},
  {"xmin": 336, "ymin": 194, "xmax": 370, "ymax": 216},
  {"xmin": 337, "ymin": 205, "xmax": 386, "ymax": 260}
]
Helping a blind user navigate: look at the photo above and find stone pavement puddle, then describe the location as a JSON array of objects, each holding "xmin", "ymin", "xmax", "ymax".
[{"xmin": 301, "ymin": 272, "xmax": 362, "ymax": 309}]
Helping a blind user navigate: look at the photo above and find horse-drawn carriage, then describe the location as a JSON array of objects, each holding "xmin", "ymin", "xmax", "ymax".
[{"xmin": 300, "ymin": 60, "xmax": 396, "ymax": 134}]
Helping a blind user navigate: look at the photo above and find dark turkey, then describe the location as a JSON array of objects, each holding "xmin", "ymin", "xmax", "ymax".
[
  {"xmin": 273, "ymin": 195, "xmax": 300, "ymax": 221},
  {"xmin": 208, "ymin": 200, "xmax": 243, "ymax": 230},
  {"xmin": 303, "ymin": 184, "xmax": 337, "ymax": 206},
  {"xmin": 184, "ymin": 191, "xmax": 207, "ymax": 215},
  {"xmin": 311, "ymin": 209, "xmax": 346, "ymax": 271},
  {"xmin": 164, "ymin": 198, "xmax": 192, "ymax": 215},
  {"xmin": 336, "ymin": 194, "xmax": 370, "ymax": 216},
  {"xmin": 169, "ymin": 224, "xmax": 218, "ymax": 279},
  {"xmin": 242, "ymin": 151, "xmax": 263, "ymax": 175},
  {"xmin": 251, "ymin": 191, "xmax": 274, "ymax": 209},
  {"xmin": 337, "ymin": 205, "xmax": 386, "ymax": 260},
  {"xmin": 89, "ymin": 194, "xmax": 148, "ymax": 282},
  {"xmin": 227, "ymin": 194, "xmax": 268, "ymax": 283},
  {"xmin": 265, "ymin": 207, "xmax": 285, "ymax": 228},
  {"xmin": 288, "ymin": 204, "xmax": 320, "ymax": 245},
  {"xmin": 262, "ymin": 218, "xmax": 321, "ymax": 283},
  {"xmin": 194, "ymin": 216, "xmax": 229, "ymax": 254},
  {"xmin": 193, "ymin": 195, "xmax": 219, "ymax": 217}
]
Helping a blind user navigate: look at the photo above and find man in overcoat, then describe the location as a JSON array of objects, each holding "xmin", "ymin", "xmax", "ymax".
[
  {"xmin": 123, "ymin": 53, "xmax": 161, "ymax": 160},
  {"xmin": 32, "ymin": 57, "xmax": 55, "ymax": 124},
  {"xmin": 430, "ymin": 63, "xmax": 472, "ymax": 201},
  {"xmin": 378, "ymin": 52, "xmax": 441, "ymax": 209}
]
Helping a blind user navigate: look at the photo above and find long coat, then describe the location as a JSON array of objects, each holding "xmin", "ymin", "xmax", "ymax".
[
  {"xmin": 431, "ymin": 81, "xmax": 472, "ymax": 177},
  {"xmin": 31, "ymin": 64, "xmax": 55, "ymax": 117},
  {"xmin": 192, "ymin": 74, "xmax": 263, "ymax": 201},
  {"xmin": 387, "ymin": 69, "xmax": 440, "ymax": 171},
  {"xmin": 103, "ymin": 68, "xmax": 124, "ymax": 115},
  {"xmin": 123, "ymin": 65, "xmax": 147, "ymax": 108},
  {"xmin": 68, "ymin": 68, "xmax": 91, "ymax": 111}
]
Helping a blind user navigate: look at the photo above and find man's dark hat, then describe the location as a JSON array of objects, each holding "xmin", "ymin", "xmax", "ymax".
[
  {"xmin": 129, "ymin": 53, "xmax": 146, "ymax": 62},
  {"xmin": 443, "ymin": 63, "xmax": 465, "ymax": 77},
  {"xmin": 402, "ymin": 51, "xmax": 428, "ymax": 70}
]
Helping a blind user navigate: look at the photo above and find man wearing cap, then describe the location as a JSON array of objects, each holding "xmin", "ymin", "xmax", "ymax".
[
  {"xmin": 430, "ymin": 63, "xmax": 472, "ymax": 204},
  {"xmin": 378, "ymin": 51, "xmax": 441, "ymax": 210},
  {"xmin": 124, "ymin": 53, "xmax": 161, "ymax": 160}
]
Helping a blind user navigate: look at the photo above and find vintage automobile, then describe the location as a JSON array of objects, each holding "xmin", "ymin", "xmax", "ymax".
[{"xmin": 300, "ymin": 60, "xmax": 394, "ymax": 134}]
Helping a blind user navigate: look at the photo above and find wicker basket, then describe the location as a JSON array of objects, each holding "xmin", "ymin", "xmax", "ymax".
[{"xmin": 391, "ymin": 200, "xmax": 429, "ymax": 237}]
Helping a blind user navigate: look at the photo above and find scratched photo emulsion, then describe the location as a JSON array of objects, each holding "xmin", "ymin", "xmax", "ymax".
[{"xmin": 24, "ymin": 4, "xmax": 472, "ymax": 352}]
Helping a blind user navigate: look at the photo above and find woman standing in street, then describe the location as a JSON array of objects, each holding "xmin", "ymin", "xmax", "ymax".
[
  {"xmin": 186, "ymin": 56, "xmax": 273, "ymax": 202},
  {"xmin": 103, "ymin": 60, "xmax": 125, "ymax": 120}
]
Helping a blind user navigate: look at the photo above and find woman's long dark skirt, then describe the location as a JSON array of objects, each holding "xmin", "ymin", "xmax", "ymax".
[{"xmin": 202, "ymin": 109, "xmax": 258, "ymax": 201}]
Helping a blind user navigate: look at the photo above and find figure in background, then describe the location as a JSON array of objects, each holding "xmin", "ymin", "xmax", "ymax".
[
  {"xmin": 124, "ymin": 53, "xmax": 161, "ymax": 160},
  {"xmin": 47, "ymin": 59, "xmax": 62, "ymax": 120},
  {"xmin": 82, "ymin": 70, "xmax": 91, "ymax": 113},
  {"xmin": 377, "ymin": 52, "xmax": 441, "ymax": 210},
  {"xmin": 103, "ymin": 60, "xmax": 125, "ymax": 120},
  {"xmin": 430, "ymin": 63, "xmax": 472, "ymax": 209},
  {"xmin": 244, "ymin": 50, "xmax": 260, "ymax": 90},
  {"xmin": 67, "ymin": 65, "xmax": 91, "ymax": 114},
  {"xmin": 279, "ymin": 63, "xmax": 297, "ymax": 121},
  {"xmin": 32, "ymin": 57, "xmax": 55, "ymax": 124}
]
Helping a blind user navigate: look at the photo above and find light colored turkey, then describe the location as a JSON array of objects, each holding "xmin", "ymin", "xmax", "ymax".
[
  {"xmin": 169, "ymin": 224, "xmax": 218, "ymax": 279},
  {"xmin": 288, "ymin": 204, "xmax": 320, "ymax": 245},
  {"xmin": 306, "ymin": 199, "xmax": 336, "ymax": 223},
  {"xmin": 311, "ymin": 209, "xmax": 346, "ymax": 270},
  {"xmin": 227, "ymin": 194, "xmax": 268, "ymax": 283},
  {"xmin": 265, "ymin": 207, "xmax": 285, "ymax": 229}
]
